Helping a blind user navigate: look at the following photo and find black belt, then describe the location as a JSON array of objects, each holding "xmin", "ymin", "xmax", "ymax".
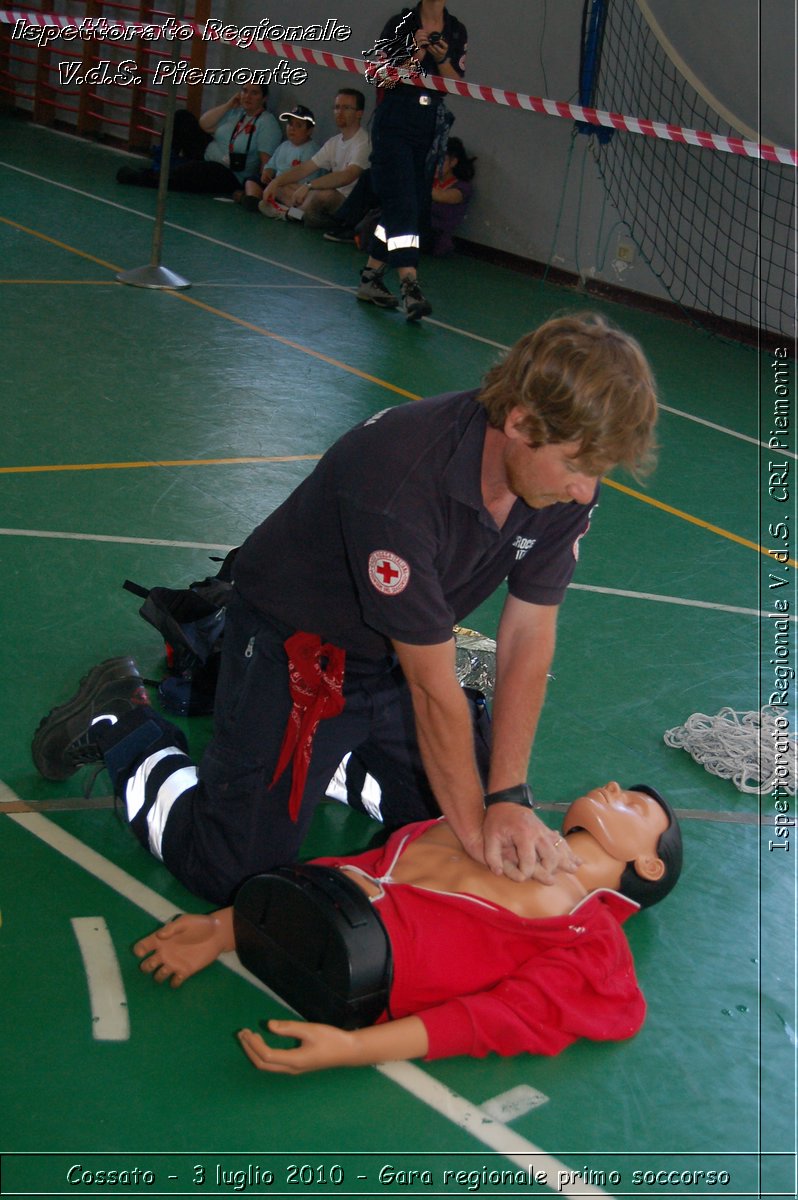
[
  {"xmin": 391, "ymin": 84, "xmax": 442, "ymax": 105},
  {"xmin": 233, "ymin": 864, "xmax": 393, "ymax": 1029}
]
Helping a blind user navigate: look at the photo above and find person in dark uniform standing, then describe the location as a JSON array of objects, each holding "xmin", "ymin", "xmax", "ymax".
[
  {"xmin": 32, "ymin": 315, "xmax": 658, "ymax": 909},
  {"xmin": 357, "ymin": 0, "xmax": 468, "ymax": 320}
]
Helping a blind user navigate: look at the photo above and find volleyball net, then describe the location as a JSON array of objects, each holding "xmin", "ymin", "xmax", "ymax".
[{"xmin": 579, "ymin": 0, "xmax": 794, "ymax": 339}]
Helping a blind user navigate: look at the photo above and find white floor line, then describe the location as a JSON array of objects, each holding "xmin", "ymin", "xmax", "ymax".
[
  {"xmin": 567, "ymin": 582, "xmax": 793, "ymax": 621},
  {"xmin": 0, "ymin": 527, "xmax": 233, "ymax": 551},
  {"xmin": 5, "ymin": 801, "xmax": 604, "ymax": 1195},
  {"xmin": 188, "ymin": 283, "xmax": 346, "ymax": 289},
  {"xmin": 378, "ymin": 1062, "xmax": 607, "ymax": 1197},
  {"xmin": 0, "ymin": 154, "xmax": 783, "ymax": 453},
  {"xmin": 0, "ymin": 525, "xmax": 781, "ymax": 620},
  {"xmin": 2, "ymin": 159, "xmax": 506, "ymax": 351},
  {"xmin": 70, "ymin": 915, "xmax": 130, "ymax": 1041},
  {"xmin": 655, "ymin": 402, "xmax": 793, "ymax": 458},
  {"xmin": 0, "ymin": 161, "xmax": 349, "ymax": 293},
  {"xmin": 480, "ymin": 1083, "xmax": 550, "ymax": 1121}
]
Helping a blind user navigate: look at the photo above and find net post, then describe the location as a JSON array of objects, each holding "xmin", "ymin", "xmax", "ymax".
[{"xmin": 117, "ymin": 0, "xmax": 190, "ymax": 290}]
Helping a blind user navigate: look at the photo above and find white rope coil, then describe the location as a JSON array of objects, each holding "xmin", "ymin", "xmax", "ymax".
[{"xmin": 664, "ymin": 707, "xmax": 797, "ymax": 795}]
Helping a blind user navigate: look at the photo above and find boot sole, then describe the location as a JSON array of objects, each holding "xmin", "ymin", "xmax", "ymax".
[
  {"xmin": 356, "ymin": 292, "xmax": 399, "ymax": 309},
  {"xmin": 31, "ymin": 657, "xmax": 144, "ymax": 780}
]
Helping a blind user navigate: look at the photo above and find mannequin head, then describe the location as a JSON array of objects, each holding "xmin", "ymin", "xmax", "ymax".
[{"xmin": 563, "ymin": 781, "xmax": 682, "ymax": 908}]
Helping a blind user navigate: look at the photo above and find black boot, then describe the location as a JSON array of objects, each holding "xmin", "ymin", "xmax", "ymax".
[{"xmin": 31, "ymin": 657, "xmax": 151, "ymax": 780}]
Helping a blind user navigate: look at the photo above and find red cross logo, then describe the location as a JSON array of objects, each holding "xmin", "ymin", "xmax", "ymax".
[
  {"xmin": 376, "ymin": 559, "xmax": 400, "ymax": 585},
  {"xmin": 368, "ymin": 550, "xmax": 410, "ymax": 595}
]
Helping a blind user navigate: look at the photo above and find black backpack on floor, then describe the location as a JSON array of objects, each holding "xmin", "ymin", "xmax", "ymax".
[{"xmin": 123, "ymin": 548, "xmax": 237, "ymax": 716}]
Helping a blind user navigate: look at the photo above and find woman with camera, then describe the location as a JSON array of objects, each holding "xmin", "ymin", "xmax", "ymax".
[
  {"xmin": 357, "ymin": 0, "xmax": 468, "ymax": 320},
  {"xmin": 117, "ymin": 83, "xmax": 281, "ymax": 194}
]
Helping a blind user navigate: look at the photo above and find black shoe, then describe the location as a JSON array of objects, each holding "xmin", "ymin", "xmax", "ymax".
[
  {"xmin": 323, "ymin": 227, "xmax": 356, "ymax": 244},
  {"xmin": 400, "ymin": 276, "xmax": 432, "ymax": 321},
  {"xmin": 32, "ymin": 658, "xmax": 149, "ymax": 780},
  {"xmin": 240, "ymin": 195, "xmax": 261, "ymax": 213},
  {"xmin": 116, "ymin": 165, "xmax": 157, "ymax": 187}
]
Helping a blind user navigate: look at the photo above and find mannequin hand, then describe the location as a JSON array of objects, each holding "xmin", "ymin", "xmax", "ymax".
[
  {"xmin": 133, "ymin": 912, "xmax": 230, "ymax": 987},
  {"xmin": 237, "ymin": 1021, "xmax": 356, "ymax": 1074}
]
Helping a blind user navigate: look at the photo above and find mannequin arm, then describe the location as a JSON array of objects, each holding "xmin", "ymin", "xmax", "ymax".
[{"xmin": 237, "ymin": 1015, "xmax": 429, "ymax": 1074}]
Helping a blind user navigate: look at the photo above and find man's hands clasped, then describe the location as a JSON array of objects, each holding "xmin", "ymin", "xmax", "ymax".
[{"xmin": 482, "ymin": 803, "xmax": 580, "ymax": 883}]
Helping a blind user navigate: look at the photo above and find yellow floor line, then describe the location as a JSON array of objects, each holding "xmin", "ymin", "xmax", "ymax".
[
  {"xmin": 171, "ymin": 289, "xmax": 419, "ymax": 399},
  {"xmin": 0, "ymin": 215, "xmax": 120, "ymax": 271},
  {"xmin": 3, "ymin": 214, "xmax": 782, "ymax": 567},
  {"xmin": 604, "ymin": 479, "xmax": 797, "ymax": 568},
  {"xmin": 0, "ymin": 214, "xmax": 417, "ymax": 401},
  {"xmin": 0, "ymin": 455, "xmax": 321, "ymax": 474}
]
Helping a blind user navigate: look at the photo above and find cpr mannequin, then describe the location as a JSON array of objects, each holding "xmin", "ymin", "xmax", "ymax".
[{"xmin": 134, "ymin": 782, "xmax": 682, "ymax": 1072}]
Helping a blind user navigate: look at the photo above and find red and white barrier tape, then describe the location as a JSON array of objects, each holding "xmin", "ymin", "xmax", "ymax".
[{"xmin": 2, "ymin": 9, "xmax": 795, "ymax": 165}]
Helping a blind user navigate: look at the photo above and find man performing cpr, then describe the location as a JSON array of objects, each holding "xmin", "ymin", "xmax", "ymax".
[{"xmin": 33, "ymin": 313, "xmax": 658, "ymax": 905}]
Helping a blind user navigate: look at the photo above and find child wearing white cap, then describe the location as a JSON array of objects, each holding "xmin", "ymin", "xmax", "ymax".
[{"xmin": 239, "ymin": 105, "xmax": 320, "ymax": 213}]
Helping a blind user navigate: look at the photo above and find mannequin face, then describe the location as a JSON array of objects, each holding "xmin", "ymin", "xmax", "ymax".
[{"xmin": 563, "ymin": 781, "xmax": 669, "ymax": 880}]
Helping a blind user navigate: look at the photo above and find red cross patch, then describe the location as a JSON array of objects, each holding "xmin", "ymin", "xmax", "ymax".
[{"xmin": 368, "ymin": 550, "xmax": 410, "ymax": 595}]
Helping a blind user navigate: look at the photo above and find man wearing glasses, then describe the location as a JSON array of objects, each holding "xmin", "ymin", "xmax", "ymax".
[{"xmin": 260, "ymin": 89, "xmax": 370, "ymax": 226}]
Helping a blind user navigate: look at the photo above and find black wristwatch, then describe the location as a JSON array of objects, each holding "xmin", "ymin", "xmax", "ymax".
[{"xmin": 484, "ymin": 784, "xmax": 535, "ymax": 810}]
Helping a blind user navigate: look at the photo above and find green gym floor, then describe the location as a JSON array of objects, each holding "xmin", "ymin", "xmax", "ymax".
[{"xmin": 1, "ymin": 113, "xmax": 795, "ymax": 1199}]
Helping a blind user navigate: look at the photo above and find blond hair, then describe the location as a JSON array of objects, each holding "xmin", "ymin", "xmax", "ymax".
[{"xmin": 479, "ymin": 313, "xmax": 658, "ymax": 476}]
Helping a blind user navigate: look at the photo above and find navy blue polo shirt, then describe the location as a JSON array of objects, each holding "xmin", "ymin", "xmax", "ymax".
[
  {"xmin": 372, "ymin": 5, "xmax": 468, "ymax": 86},
  {"xmin": 234, "ymin": 391, "xmax": 597, "ymax": 661}
]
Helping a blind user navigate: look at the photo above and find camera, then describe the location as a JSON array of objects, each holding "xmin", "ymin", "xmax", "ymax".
[
  {"xmin": 229, "ymin": 152, "xmax": 247, "ymax": 172},
  {"xmin": 428, "ymin": 31, "xmax": 442, "ymax": 43}
]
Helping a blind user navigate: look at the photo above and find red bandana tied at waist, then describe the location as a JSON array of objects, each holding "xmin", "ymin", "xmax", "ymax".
[{"xmin": 270, "ymin": 632, "xmax": 346, "ymax": 821}]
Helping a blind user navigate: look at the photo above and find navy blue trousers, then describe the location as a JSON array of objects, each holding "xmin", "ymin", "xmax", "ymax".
[
  {"xmin": 116, "ymin": 591, "xmax": 489, "ymax": 905},
  {"xmin": 368, "ymin": 90, "xmax": 439, "ymax": 269}
]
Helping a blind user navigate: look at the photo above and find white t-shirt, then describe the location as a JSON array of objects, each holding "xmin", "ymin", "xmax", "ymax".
[{"xmin": 311, "ymin": 127, "xmax": 371, "ymax": 197}]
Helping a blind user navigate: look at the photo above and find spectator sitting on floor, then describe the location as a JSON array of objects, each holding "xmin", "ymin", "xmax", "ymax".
[
  {"xmin": 237, "ymin": 105, "xmax": 320, "ymax": 214},
  {"xmin": 116, "ymin": 84, "xmax": 280, "ymax": 195},
  {"xmin": 133, "ymin": 781, "xmax": 683, "ymax": 1072},
  {"xmin": 258, "ymin": 89, "xmax": 370, "ymax": 227},
  {"xmin": 428, "ymin": 136, "xmax": 476, "ymax": 256}
]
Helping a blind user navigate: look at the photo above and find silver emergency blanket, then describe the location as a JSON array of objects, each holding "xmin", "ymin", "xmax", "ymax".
[{"xmin": 453, "ymin": 625, "xmax": 497, "ymax": 699}]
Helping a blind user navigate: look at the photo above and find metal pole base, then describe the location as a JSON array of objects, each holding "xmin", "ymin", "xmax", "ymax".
[{"xmin": 116, "ymin": 265, "xmax": 191, "ymax": 290}]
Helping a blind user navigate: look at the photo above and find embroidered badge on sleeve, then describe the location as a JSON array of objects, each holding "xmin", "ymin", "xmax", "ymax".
[{"xmin": 368, "ymin": 550, "xmax": 410, "ymax": 595}]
